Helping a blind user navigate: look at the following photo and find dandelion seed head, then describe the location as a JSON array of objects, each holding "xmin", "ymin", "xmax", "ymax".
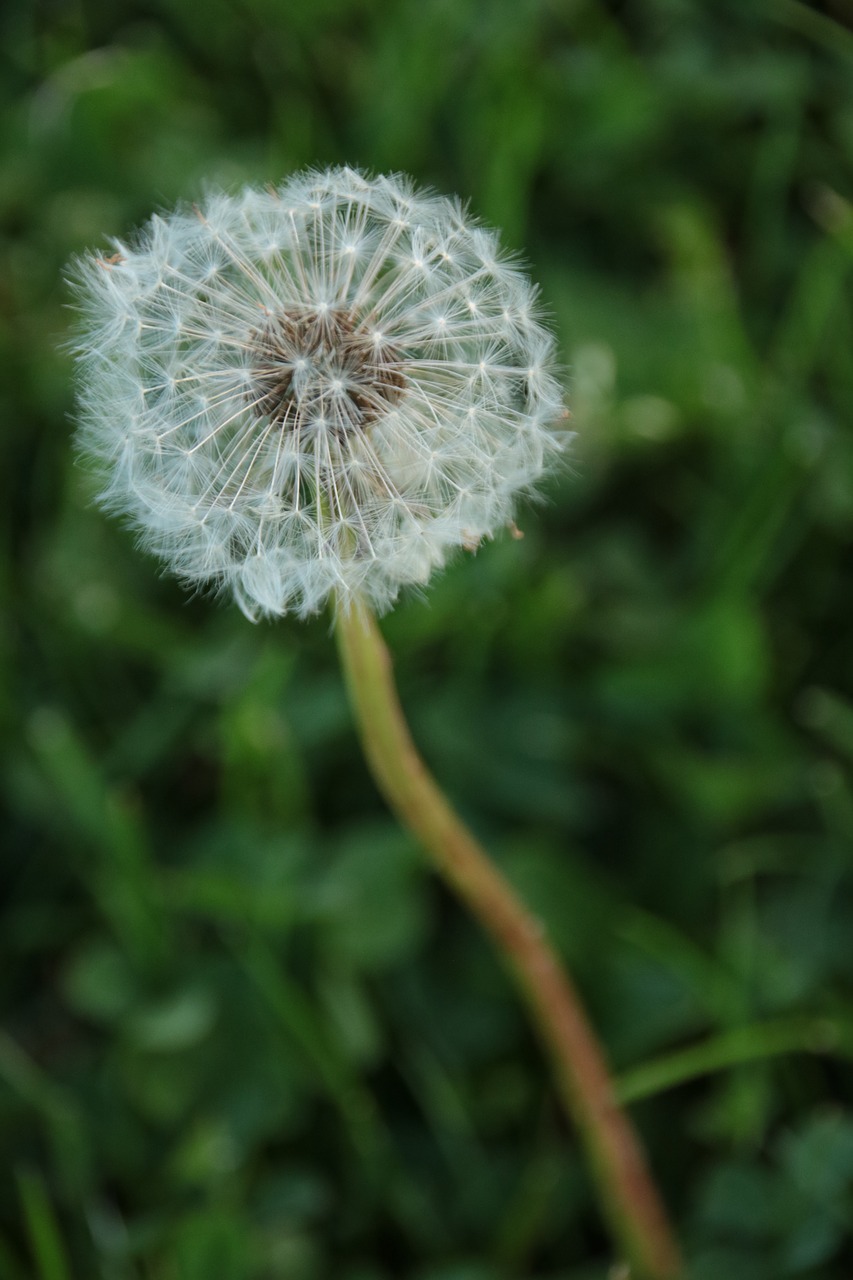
[{"xmin": 70, "ymin": 167, "xmax": 566, "ymax": 619}]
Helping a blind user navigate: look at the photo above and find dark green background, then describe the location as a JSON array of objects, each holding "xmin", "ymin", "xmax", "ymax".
[{"xmin": 3, "ymin": 0, "xmax": 853, "ymax": 1276}]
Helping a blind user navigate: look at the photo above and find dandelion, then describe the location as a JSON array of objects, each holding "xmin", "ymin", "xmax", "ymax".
[
  {"xmin": 68, "ymin": 169, "xmax": 681, "ymax": 1279},
  {"xmin": 71, "ymin": 166, "xmax": 565, "ymax": 619}
]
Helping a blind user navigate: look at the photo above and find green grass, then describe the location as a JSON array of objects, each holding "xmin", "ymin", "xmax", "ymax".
[{"xmin": 2, "ymin": 0, "xmax": 853, "ymax": 1275}]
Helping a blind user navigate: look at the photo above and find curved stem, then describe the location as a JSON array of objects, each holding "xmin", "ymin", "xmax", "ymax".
[{"xmin": 335, "ymin": 597, "xmax": 682, "ymax": 1280}]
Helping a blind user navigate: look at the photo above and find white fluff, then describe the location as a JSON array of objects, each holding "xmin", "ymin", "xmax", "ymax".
[{"xmin": 71, "ymin": 167, "xmax": 566, "ymax": 619}]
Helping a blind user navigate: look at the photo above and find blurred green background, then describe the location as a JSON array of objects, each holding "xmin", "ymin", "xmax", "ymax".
[{"xmin": 3, "ymin": 0, "xmax": 853, "ymax": 1276}]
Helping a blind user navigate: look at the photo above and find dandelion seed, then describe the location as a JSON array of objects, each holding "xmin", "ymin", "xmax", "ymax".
[{"xmin": 70, "ymin": 167, "xmax": 566, "ymax": 619}]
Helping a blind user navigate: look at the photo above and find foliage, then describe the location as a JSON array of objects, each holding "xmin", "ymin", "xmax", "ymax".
[{"xmin": 2, "ymin": 0, "xmax": 852, "ymax": 1275}]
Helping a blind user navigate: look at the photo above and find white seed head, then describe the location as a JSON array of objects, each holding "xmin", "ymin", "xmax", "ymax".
[{"xmin": 70, "ymin": 167, "xmax": 566, "ymax": 619}]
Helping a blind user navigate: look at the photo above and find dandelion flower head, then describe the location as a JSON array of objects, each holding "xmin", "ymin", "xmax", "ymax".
[{"xmin": 72, "ymin": 167, "xmax": 565, "ymax": 619}]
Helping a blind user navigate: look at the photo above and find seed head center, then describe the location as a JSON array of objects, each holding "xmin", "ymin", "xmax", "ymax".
[{"xmin": 251, "ymin": 307, "xmax": 405, "ymax": 434}]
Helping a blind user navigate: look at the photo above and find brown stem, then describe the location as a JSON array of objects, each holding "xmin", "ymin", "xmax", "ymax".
[{"xmin": 335, "ymin": 598, "xmax": 683, "ymax": 1280}]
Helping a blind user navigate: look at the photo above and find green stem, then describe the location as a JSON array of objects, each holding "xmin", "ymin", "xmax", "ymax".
[
  {"xmin": 616, "ymin": 1016, "xmax": 853, "ymax": 1105},
  {"xmin": 335, "ymin": 597, "xmax": 682, "ymax": 1280}
]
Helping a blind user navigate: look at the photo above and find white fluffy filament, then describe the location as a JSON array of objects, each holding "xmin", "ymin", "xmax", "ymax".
[{"xmin": 71, "ymin": 167, "xmax": 565, "ymax": 619}]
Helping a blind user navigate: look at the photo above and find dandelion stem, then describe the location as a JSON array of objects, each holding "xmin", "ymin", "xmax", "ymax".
[{"xmin": 335, "ymin": 596, "xmax": 683, "ymax": 1280}]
